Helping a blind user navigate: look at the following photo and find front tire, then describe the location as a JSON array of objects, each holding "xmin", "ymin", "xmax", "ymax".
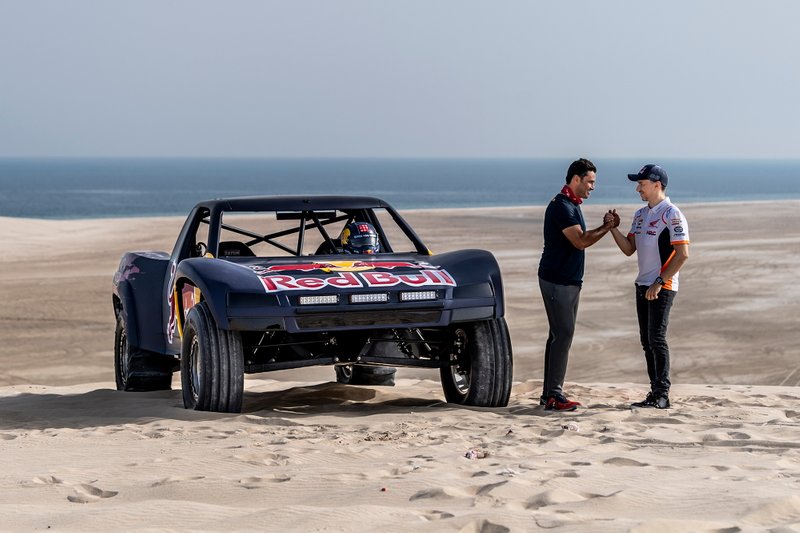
[
  {"xmin": 180, "ymin": 302, "xmax": 244, "ymax": 413},
  {"xmin": 115, "ymin": 315, "xmax": 173, "ymax": 391},
  {"xmin": 440, "ymin": 318, "xmax": 512, "ymax": 407}
]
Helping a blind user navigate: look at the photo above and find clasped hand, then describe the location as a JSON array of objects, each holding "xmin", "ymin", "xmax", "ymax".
[{"xmin": 603, "ymin": 209, "xmax": 620, "ymax": 229}]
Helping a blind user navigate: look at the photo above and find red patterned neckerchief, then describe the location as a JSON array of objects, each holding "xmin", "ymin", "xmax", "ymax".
[{"xmin": 560, "ymin": 184, "xmax": 582, "ymax": 205}]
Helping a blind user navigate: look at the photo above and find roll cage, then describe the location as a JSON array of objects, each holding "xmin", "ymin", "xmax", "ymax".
[{"xmin": 171, "ymin": 196, "xmax": 430, "ymax": 261}]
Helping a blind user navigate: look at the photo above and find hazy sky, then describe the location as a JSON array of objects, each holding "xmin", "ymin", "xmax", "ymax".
[{"xmin": 2, "ymin": 1, "xmax": 798, "ymax": 158}]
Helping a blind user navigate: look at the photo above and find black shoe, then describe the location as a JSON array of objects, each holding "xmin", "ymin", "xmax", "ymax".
[
  {"xmin": 631, "ymin": 392, "xmax": 670, "ymax": 409},
  {"xmin": 538, "ymin": 395, "xmax": 546, "ymax": 406}
]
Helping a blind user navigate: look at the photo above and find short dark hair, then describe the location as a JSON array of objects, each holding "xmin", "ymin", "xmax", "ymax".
[{"xmin": 565, "ymin": 158, "xmax": 596, "ymax": 184}]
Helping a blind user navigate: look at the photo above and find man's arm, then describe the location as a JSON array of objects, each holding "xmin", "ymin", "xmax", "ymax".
[
  {"xmin": 610, "ymin": 226, "xmax": 636, "ymax": 256},
  {"xmin": 604, "ymin": 209, "xmax": 636, "ymax": 256},
  {"xmin": 562, "ymin": 218, "xmax": 613, "ymax": 250},
  {"xmin": 645, "ymin": 243, "xmax": 690, "ymax": 300}
]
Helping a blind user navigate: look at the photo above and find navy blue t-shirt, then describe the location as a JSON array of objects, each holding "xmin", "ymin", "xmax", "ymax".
[{"xmin": 538, "ymin": 193, "xmax": 586, "ymax": 286}]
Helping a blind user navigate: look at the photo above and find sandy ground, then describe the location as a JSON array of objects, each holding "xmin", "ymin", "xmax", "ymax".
[{"xmin": 1, "ymin": 200, "xmax": 799, "ymax": 531}]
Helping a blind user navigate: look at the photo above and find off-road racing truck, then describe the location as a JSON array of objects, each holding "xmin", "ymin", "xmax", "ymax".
[{"xmin": 112, "ymin": 196, "xmax": 512, "ymax": 413}]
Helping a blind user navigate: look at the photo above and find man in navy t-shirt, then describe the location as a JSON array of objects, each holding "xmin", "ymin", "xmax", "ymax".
[{"xmin": 538, "ymin": 158, "xmax": 616, "ymax": 411}]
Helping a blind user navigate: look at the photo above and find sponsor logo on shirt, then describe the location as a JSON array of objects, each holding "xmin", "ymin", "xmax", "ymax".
[{"xmin": 674, "ymin": 226, "xmax": 684, "ymax": 233}]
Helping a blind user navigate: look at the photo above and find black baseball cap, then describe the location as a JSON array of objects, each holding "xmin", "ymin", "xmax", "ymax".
[{"xmin": 627, "ymin": 164, "xmax": 668, "ymax": 187}]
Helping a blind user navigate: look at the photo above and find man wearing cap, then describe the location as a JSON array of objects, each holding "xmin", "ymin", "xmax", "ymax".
[
  {"xmin": 608, "ymin": 164, "xmax": 690, "ymax": 409},
  {"xmin": 538, "ymin": 158, "xmax": 616, "ymax": 411}
]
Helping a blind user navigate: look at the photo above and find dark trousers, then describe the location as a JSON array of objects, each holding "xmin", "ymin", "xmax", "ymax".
[
  {"xmin": 539, "ymin": 278, "xmax": 581, "ymax": 397},
  {"xmin": 635, "ymin": 284, "xmax": 676, "ymax": 396}
]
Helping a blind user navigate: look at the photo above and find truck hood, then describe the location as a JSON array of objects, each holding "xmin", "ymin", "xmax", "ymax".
[{"xmin": 239, "ymin": 257, "xmax": 457, "ymax": 294}]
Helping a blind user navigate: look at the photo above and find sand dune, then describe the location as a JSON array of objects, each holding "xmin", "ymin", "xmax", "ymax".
[
  {"xmin": 1, "ymin": 201, "xmax": 799, "ymax": 530},
  {"xmin": 2, "ymin": 379, "xmax": 798, "ymax": 531}
]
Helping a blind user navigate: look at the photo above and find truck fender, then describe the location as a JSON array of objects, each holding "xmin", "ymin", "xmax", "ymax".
[
  {"xmin": 114, "ymin": 280, "xmax": 141, "ymax": 348},
  {"xmin": 434, "ymin": 249, "xmax": 506, "ymax": 318},
  {"xmin": 173, "ymin": 273, "xmax": 230, "ymax": 333}
]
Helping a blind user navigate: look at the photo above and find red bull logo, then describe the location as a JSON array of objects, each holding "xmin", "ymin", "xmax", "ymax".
[
  {"xmin": 248, "ymin": 260, "xmax": 455, "ymax": 293},
  {"xmin": 254, "ymin": 267, "xmax": 456, "ymax": 293},
  {"xmin": 166, "ymin": 261, "xmax": 177, "ymax": 343}
]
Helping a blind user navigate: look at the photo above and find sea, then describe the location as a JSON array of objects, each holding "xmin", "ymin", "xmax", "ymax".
[{"xmin": 1, "ymin": 157, "xmax": 799, "ymax": 219}]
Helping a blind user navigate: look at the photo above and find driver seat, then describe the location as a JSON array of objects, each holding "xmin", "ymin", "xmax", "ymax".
[
  {"xmin": 314, "ymin": 239, "xmax": 341, "ymax": 255},
  {"xmin": 218, "ymin": 241, "xmax": 255, "ymax": 258}
]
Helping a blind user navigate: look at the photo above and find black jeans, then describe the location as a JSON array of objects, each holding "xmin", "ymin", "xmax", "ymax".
[
  {"xmin": 539, "ymin": 278, "xmax": 581, "ymax": 398},
  {"xmin": 635, "ymin": 284, "xmax": 676, "ymax": 396}
]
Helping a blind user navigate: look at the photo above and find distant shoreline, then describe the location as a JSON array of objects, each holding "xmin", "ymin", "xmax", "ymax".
[
  {"xmin": 2, "ymin": 197, "xmax": 798, "ymax": 222},
  {"xmin": 3, "ymin": 157, "xmax": 800, "ymax": 219}
]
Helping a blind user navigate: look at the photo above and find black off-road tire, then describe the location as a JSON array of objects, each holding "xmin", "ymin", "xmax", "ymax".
[
  {"xmin": 440, "ymin": 318, "xmax": 513, "ymax": 407},
  {"xmin": 180, "ymin": 302, "xmax": 244, "ymax": 413},
  {"xmin": 115, "ymin": 316, "xmax": 173, "ymax": 391},
  {"xmin": 335, "ymin": 365, "xmax": 396, "ymax": 386}
]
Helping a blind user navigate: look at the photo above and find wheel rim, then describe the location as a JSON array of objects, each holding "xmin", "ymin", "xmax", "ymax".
[
  {"xmin": 117, "ymin": 327, "xmax": 128, "ymax": 387},
  {"xmin": 449, "ymin": 328, "xmax": 470, "ymax": 395},
  {"xmin": 189, "ymin": 336, "xmax": 200, "ymax": 404}
]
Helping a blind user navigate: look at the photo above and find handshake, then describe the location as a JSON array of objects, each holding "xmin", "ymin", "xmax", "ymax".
[{"xmin": 603, "ymin": 209, "xmax": 620, "ymax": 229}]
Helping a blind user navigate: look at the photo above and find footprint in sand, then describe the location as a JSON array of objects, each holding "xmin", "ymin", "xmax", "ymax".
[
  {"xmin": 32, "ymin": 475, "xmax": 64, "ymax": 485},
  {"xmin": 233, "ymin": 451, "xmax": 290, "ymax": 467},
  {"xmin": 410, "ymin": 487, "xmax": 461, "ymax": 501},
  {"xmin": 471, "ymin": 480, "xmax": 508, "ymax": 497},
  {"xmin": 238, "ymin": 475, "xmax": 291, "ymax": 488},
  {"xmin": 319, "ymin": 472, "xmax": 371, "ymax": 482},
  {"xmin": 459, "ymin": 518, "xmax": 511, "ymax": 533},
  {"xmin": 525, "ymin": 488, "xmax": 587, "ymax": 510},
  {"xmin": 603, "ymin": 457, "xmax": 649, "ymax": 467},
  {"xmin": 418, "ymin": 509, "xmax": 455, "ymax": 521},
  {"xmin": 0, "ymin": 433, "xmax": 17, "ymax": 441},
  {"xmin": 742, "ymin": 494, "xmax": 800, "ymax": 527},
  {"xmin": 150, "ymin": 475, "xmax": 205, "ymax": 487},
  {"xmin": 638, "ymin": 417, "xmax": 685, "ymax": 425},
  {"xmin": 67, "ymin": 483, "xmax": 118, "ymax": 503},
  {"xmin": 391, "ymin": 461, "xmax": 423, "ymax": 475}
]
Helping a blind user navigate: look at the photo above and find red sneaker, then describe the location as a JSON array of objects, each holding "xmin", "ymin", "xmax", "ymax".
[{"xmin": 544, "ymin": 394, "xmax": 581, "ymax": 411}]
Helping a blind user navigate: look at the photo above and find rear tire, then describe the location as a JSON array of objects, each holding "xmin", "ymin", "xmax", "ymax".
[
  {"xmin": 439, "ymin": 318, "xmax": 512, "ymax": 407},
  {"xmin": 180, "ymin": 302, "xmax": 244, "ymax": 413},
  {"xmin": 335, "ymin": 365, "xmax": 396, "ymax": 386},
  {"xmin": 115, "ymin": 315, "xmax": 173, "ymax": 392}
]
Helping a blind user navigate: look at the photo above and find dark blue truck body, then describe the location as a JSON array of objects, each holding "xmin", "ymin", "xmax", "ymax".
[{"xmin": 112, "ymin": 196, "xmax": 512, "ymax": 412}]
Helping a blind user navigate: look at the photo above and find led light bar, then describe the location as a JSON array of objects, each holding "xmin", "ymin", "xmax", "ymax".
[
  {"xmin": 399, "ymin": 290, "xmax": 437, "ymax": 302},
  {"xmin": 298, "ymin": 294, "xmax": 339, "ymax": 305},
  {"xmin": 349, "ymin": 292, "xmax": 390, "ymax": 304}
]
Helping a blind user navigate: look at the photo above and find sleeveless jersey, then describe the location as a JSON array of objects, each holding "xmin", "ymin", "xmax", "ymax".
[{"xmin": 628, "ymin": 197, "xmax": 689, "ymax": 291}]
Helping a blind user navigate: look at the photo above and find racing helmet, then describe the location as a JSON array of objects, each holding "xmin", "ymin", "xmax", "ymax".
[{"xmin": 341, "ymin": 222, "xmax": 380, "ymax": 254}]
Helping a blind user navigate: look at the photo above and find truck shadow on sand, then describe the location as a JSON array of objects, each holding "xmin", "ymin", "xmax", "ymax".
[{"xmin": 0, "ymin": 381, "xmax": 455, "ymax": 432}]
